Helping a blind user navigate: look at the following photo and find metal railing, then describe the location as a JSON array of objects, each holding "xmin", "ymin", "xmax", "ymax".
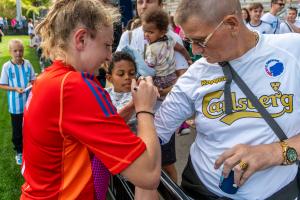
[
  {"xmin": 108, "ymin": 175, "xmax": 134, "ymax": 200},
  {"xmin": 107, "ymin": 170, "xmax": 192, "ymax": 200},
  {"xmin": 158, "ymin": 170, "xmax": 193, "ymax": 200}
]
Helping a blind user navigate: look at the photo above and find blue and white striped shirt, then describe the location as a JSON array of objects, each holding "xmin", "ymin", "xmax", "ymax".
[{"xmin": 0, "ymin": 60, "xmax": 36, "ymax": 114}]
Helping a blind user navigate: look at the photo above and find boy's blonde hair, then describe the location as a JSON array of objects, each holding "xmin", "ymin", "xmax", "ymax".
[
  {"xmin": 9, "ymin": 39, "xmax": 24, "ymax": 51},
  {"xmin": 36, "ymin": 0, "xmax": 120, "ymax": 60}
]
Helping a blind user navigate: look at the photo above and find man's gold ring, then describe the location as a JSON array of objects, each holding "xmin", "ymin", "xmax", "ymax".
[{"xmin": 239, "ymin": 160, "xmax": 248, "ymax": 171}]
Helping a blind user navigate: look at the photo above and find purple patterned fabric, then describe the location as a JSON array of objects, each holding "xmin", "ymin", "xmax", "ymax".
[{"xmin": 92, "ymin": 156, "xmax": 110, "ymax": 200}]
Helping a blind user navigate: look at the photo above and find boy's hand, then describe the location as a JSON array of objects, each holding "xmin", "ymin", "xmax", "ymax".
[{"xmin": 15, "ymin": 87, "xmax": 24, "ymax": 93}]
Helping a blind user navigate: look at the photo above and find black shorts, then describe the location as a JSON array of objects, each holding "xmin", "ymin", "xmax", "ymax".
[{"xmin": 161, "ymin": 133, "xmax": 176, "ymax": 166}]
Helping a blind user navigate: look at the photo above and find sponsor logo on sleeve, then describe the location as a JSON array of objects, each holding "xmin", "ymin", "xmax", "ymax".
[{"xmin": 265, "ymin": 59, "xmax": 284, "ymax": 77}]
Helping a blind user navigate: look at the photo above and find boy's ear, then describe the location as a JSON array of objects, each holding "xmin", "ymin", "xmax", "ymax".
[
  {"xmin": 106, "ymin": 74, "xmax": 112, "ymax": 83},
  {"xmin": 74, "ymin": 28, "xmax": 88, "ymax": 51}
]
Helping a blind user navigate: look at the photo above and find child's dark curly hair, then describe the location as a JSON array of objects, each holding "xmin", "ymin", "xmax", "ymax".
[
  {"xmin": 142, "ymin": 8, "xmax": 169, "ymax": 32},
  {"xmin": 108, "ymin": 51, "xmax": 137, "ymax": 75}
]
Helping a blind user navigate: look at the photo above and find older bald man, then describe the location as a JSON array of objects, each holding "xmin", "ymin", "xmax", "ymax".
[{"xmin": 155, "ymin": 0, "xmax": 300, "ymax": 199}]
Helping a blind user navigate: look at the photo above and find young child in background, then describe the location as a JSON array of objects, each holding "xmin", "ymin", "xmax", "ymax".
[
  {"xmin": 0, "ymin": 39, "xmax": 36, "ymax": 165},
  {"xmin": 106, "ymin": 51, "xmax": 137, "ymax": 132},
  {"xmin": 142, "ymin": 8, "xmax": 192, "ymax": 136},
  {"xmin": 142, "ymin": 8, "xmax": 192, "ymax": 95},
  {"xmin": 105, "ymin": 51, "xmax": 159, "ymax": 200},
  {"xmin": 28, "ymin": 19, "xmax": 34, "ymax": 37}
]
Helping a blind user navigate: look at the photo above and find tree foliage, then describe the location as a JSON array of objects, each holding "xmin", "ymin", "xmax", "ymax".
[
  {"xmin": 0, "ymin": 0, "xmax": 16, "ymax": 19},
  {"xmin": 22, "ymin": 0, "xmax": 51, "ymax": 17},
  {"xmin": 0, "ymin": 0, "xmax": 51, "ymax": 19}
]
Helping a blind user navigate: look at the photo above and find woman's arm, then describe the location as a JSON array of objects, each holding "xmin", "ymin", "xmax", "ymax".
[{"xmin": 120, "ymin": 77, "xmax": 161, "ymax": 189}]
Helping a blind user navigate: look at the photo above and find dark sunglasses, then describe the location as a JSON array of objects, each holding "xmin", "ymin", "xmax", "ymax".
[{"xmin": 276, "ymin": 3, "xmax": 285, "ymax": 6}]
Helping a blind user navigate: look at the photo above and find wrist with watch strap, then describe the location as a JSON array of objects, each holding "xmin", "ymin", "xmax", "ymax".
[{"xmin": 279, "ymin": 140, "xmax": 298, "ymax": 165}]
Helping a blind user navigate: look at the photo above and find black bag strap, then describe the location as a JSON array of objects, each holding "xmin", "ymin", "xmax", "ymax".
[
  {"xmin": 284, "ymin": 21, "xmax": 294, "ymax": 33},
  {"xmin": 222, "ymin": 64, "xmax": 233, "ymax": 115},
  {"xmin": 273, "ymin": 18, "xmax": 280, "ymax": 34},
  {"xmin": 219, "ymin": 61, "xmax": 288, "ymax": 141}
]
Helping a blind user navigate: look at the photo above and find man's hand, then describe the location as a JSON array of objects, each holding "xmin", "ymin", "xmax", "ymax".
[{"xmin": 214, "ymin": 143, "xmax": 282, "ymax": 187}]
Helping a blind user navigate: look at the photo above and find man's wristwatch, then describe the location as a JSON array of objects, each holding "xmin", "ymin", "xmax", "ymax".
[{"xmin": 280, "ymin": 140, "xmax": 298, "ymax": 165}]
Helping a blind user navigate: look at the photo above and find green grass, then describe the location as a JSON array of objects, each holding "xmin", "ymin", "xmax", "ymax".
[{"xmin": 0, "ymin": 35, "xmax": 40, "ymax": 200}]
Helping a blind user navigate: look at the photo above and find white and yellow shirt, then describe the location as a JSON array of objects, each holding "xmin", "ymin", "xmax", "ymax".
[{"xmin": 155, "ymin": 33, "xmax": 300, "ymax": 199}]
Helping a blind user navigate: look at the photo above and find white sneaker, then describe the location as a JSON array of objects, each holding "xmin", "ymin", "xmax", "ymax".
[
  {"xmin": 178, "ymin": 122, "xmax": 191, "ymax": 136},
  {"xmin": 15, "ymin": 153, "xmax": 22, "ymax": 165},
  {"xmin": 179, "ymin": 128, "xmax": 191, "ymax": 135}
]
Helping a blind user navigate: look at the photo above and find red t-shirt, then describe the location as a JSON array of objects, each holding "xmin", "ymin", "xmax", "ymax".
[{"xmin": 21, "ymin": 61, "xmax": 146, "ymax": 199}]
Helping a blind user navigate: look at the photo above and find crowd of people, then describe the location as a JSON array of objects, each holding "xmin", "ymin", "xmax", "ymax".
[
  {"xmin": 0, "ymin": 16, "xmax": 33, "ymax": 36},
  {"xmin": 241, "ymin": 0, "xmax": 300, "ymax": 34},
  {"xmin": 0, "ymin": 0, "xmax": 300, "ymax": 199}
]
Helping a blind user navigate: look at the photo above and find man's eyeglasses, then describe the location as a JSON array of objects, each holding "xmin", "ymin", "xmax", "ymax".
[{"xmin": 184, "ymin": 19, "xmax": 224, "ymax": 48}]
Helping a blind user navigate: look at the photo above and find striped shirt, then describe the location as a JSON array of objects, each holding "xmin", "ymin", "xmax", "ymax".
[{"xmin": 0, "ymin": 59, "xmax": 36, "ymax": 114}]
